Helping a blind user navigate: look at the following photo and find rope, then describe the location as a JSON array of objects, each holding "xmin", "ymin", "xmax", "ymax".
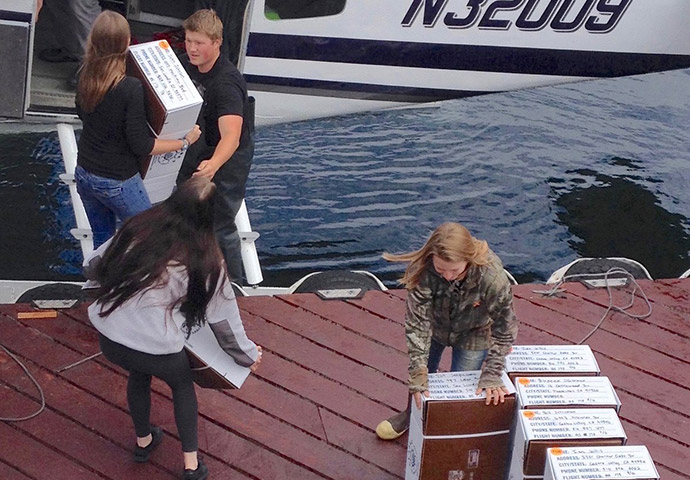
[
  {"xmin": 533, "ymin": 267, "xmax": 653, "ymax": 345},
  {"xmin": 0, "ymin": 343, "xmax": 46, "ymax": 422}
]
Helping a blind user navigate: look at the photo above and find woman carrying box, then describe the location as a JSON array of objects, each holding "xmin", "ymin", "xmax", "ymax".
[
  {"xmin": 84, "ymin": 177, "xmax": 261, "ymax": 479},
  {"xmin": 376, "ymin": 222, "xmax": 518, "ymax": 440},
  {"xmin": 75, "ymin": 10, "xmax": 201, "ymax": 248}
]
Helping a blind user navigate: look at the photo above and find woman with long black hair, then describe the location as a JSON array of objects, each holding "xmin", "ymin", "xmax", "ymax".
[{"xmin": 84, "ymin": 177, "xmax": 260, "ymax": 480}]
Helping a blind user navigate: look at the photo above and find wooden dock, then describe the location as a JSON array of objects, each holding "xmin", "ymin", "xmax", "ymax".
[{"xmin": 1, "ymin": 278, "xmax": 689, "ymax": 479}]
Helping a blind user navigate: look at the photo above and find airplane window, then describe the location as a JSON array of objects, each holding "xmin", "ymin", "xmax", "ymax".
[{"xmin": 264, "ymin": 0, "xmax": 346, "ymax": 20}]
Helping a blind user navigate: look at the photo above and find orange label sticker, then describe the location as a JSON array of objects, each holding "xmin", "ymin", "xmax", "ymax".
[
  {"xmin": 159, "ymin": 40, "xmax": 170, "ymax": 49},
  {"xmin": 518, "ymin": 378, "xmax": 530, "ymax": 386},
  {"xmin": 550, "ymin": 448, "xmax": 563, "ymax": 456},
  {"xmin": 522, "ymin": 411, "xmax": 535, "ymax": 419}
]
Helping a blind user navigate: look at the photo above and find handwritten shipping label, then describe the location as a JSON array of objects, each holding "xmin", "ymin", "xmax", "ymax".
[
  {"xmin": 516, "ymin": 376, "xmax": 619, "ymax": 407},
  {"xmin": 506, "ymin": 345, "xmax": 599, "ymax": 373},
  {"xmin": 547, "ymin": 445, "xmax": 658, "ymax": 479},
  {"xmin": 130, "ymin": 42, "xmax": 202, "ymax": 110},
  {"xmin": 520, "ymin": 409, "xmax": 625, "ymax": 440}
]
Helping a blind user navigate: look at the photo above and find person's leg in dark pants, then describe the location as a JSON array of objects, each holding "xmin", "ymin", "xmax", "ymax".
[
  {"xmin": 426, "ymin": 339, "xmax": 446, "ymax": 374},
  {"xmin": 212, "ymin": 142, "xmax": 253, "ymax": 282},
  {"xmin": 127, "ymin": 371, "xmax": 153, "ymax": 438},
  {"xmin": 98, "ymin": 334, "xmax": 200, "ymax": 458}
]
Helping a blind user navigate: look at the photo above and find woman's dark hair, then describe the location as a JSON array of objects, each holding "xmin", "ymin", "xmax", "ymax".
[{"xmin": 93, "ymin": 177, "xmax": 225, "ymax": 335}]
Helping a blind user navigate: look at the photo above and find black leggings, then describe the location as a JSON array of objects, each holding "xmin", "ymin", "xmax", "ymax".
[{"xmin": 98, "ymin": 334, "xmax": 199, "ymax": 452}]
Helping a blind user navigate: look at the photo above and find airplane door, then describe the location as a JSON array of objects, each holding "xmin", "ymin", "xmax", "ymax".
[
  {"xmin": 0, "ymin": 0, "xmax": 35, "ymax": 118},
  {"xmin": 235, "ymin": 0, "xmax": 254, "ymax": 72}
]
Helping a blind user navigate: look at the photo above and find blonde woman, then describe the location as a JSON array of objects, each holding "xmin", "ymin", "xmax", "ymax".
[
  {"xmin": 75, "ymin": 10, "xmax": 201, "ymax": 248},
  {"xmin": 376, "ymin": 222, "xmax": 518, "ymax": 440}
]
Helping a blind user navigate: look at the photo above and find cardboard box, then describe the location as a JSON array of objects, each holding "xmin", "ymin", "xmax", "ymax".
[
  {"xmin": 515, "ymin": 376, "xmax": 621, "ymax": 412},
  {"xmin": 544, "ymin": 446, "xmax": 659, "ymax": 480},
  {"xmin": 508, "ymin": 409, "xmax": 627, "ymax": 480},
  {"xmin": 184, "ymin": 322, "xmax": 251, "ymax": 389},
  {"xmin": 505, "ymin": 345, "xmax": 600, "ymax": 382},
  {"xmin": 126, "ymin": 40, "xmax": 203, "ymax": 201},
  {"xmin": 406, "ymin": 371, "xmax": 517, "ymax": 480}
]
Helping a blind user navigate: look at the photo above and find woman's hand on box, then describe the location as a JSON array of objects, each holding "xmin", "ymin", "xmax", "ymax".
[
  {"xmin": 413, "ymin": 390, "xmax": 430, "ymax": 410},
  {"xmin": 476, "ymin": 386, "xmax": 510, "ymax": 405},
  {"xmin": 250, "ymin": 345, "xmax": 262, "ymax": 372}
]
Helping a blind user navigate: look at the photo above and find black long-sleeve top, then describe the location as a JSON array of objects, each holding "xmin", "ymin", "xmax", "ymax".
[{"xmin": 76, "ymin": 76, "xmax": 155, "ymax": 180}]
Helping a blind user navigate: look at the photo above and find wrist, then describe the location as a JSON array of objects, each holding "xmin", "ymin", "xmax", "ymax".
[{"xmin": 180, "ymin": 138, "xmax": 189, "ymax": 152}]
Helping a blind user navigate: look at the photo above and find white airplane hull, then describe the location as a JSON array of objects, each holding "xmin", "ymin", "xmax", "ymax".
[{"xmin": 244, "ymin": 0, "xmax": 690, "ymax": 125}]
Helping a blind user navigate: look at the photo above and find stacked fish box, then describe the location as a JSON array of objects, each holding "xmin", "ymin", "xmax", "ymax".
[
  {"xmin": 126, "ymin": 40, "xmax": 203, "ymax": 203},
  {"xmin": 505, "ymin": 345, "xmax": 601, "ymax": 382},
  {"xmin": 405, "ymin": 371, "xmax": 517, "ymax": 480},
  {"xmin": 508, "ymin": 408, "xmax": 627, "ymax": 480},
  {"xmin": 505, "ymin": 345, "xmax": 633, "ymax": 480}
]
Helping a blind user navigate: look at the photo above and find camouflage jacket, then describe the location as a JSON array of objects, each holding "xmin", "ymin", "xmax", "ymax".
[{"xmin": 405, "ymin": 250, "xmax": 518, "ymax": 391}]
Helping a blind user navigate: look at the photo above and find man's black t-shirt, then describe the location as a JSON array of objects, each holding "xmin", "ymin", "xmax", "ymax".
[{"xmin": 184, "ymin": 55, "xmax": 252, "ymax": 150}]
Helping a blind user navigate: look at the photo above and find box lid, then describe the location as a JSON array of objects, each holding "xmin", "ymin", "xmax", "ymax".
[
  {"xmin": 426, "ymin": 370, "xmax": 517, "ymax": 401},
  {"xmin": 545, "ymin": 445, "xmax": 659, "ymax": 479},
  {"xmin": 421, "ymin": 371, "xmax": 517, "ymax": 435},
  {"xmin": 515, "ymin": 376, "xmax": 621, "ymax": 409},
  {"xmin": 128, "ymin": 41, "xmax": 202, "ymax": 110},
  {"xmin": 506, "ymin": 345, "xmax": 600, "ymax": 374}
]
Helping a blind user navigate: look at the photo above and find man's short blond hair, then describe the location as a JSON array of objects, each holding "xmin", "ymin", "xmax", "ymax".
[{"xmin": 183, "ymin": 9, "xmax": 223, "ymax": 42}]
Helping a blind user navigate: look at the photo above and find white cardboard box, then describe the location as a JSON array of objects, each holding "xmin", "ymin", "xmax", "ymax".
[
  {"xmin": 508, "ymin": 408, "xmax": 627, "ymax": 480},
  {"xmin": 184, "ymin": 322, "xmax": 251, "ymax": 389},
  {"xmin": 544, "ymin": 446, "xmax": 659, "ymax": 480},
  {"xmin": 406, "ymin": 371, "xmax": 517, "ymax": 480},
  {"xmin": 515, "ymin": 376, "xmax": 621, "ymax": 412},
  {"xmin": 126, "ymin": 40, "xmax": 203, "ymax": 201},
  {"xmin": 505, "ymin": 345, "xmax": 600, "ymax": 382}
]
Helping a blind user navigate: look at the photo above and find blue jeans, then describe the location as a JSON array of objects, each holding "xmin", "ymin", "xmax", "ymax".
[
  {"xmin": 427, "ymin": 339, "xmax": 487, "ymax": 373},
  {"xmin": 75, "ymin": 165, "xmax": 151, "ymax": 248}
]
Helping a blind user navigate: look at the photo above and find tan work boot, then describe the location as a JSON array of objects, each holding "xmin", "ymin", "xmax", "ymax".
[{"xmin": 375, "ymin": 395, "xmax": 412, "ymax": 440}]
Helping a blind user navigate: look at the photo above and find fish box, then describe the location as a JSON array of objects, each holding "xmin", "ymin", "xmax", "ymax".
[
  {"xmin": 514, "ymin": 376, "xmax": 621, "ymax": 412},
  {"xmin": 508, "ymin": 409, "xmax": 627, "ymax": 480},
  {"xmin": 543, "ymin": 446, "xmax": 659, "ymax": 480},
  {"xmin": 406, "ymin": 370, "xmax": 516, "ymax": 480},
  {"xmin": 126, "ymin": 40, "xmax": 203, "ymax": 201},
  {"xmin": 184, "ymin": 322, "xmax": 252, "ymax": 389},
  {"xmin": 505, "ymin": 345, "xmax": 600, "ymax": 382}
]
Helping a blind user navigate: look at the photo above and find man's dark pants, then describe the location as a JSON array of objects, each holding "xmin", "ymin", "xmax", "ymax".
[{"xmin": 176, "ymin": 137, "xmax": 254, "ymax": 283}]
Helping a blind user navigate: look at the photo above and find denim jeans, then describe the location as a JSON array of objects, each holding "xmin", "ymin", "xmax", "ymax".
[
  {"xmin": 75, "ymin": 165, "xmax": 152, "ymax": 248},
  {"xmin": 427, "ymin": 339, "xmax": 487, "ymax": 373}
]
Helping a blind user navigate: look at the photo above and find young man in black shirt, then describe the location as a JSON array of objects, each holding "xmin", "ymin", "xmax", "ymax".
[{"xmin": 177, "ymin": 9, "xmax": 255, "ymax": 285}]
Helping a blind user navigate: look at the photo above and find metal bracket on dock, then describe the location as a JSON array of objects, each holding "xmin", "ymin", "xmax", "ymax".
[
  {"xmin": 58, "ymin": 173, "xmax": 75, "ymax": 185},
  {"xmin": 70, "ymin": 228, "xmax": 92, "ymax": 241},
  {"xmin": 240, "ymin": 231, "xmax": 260, "ymax": 243}
]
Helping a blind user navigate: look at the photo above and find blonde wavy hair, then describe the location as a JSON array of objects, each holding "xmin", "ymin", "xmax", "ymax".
[
  {"xmin": 76, "ymin": 10, "xmax": 130, "ymax": 113},
  {"xmin": 383, "ymin": 222, "xmax": 490, "ymax": 289},
  {"xmin": 183, "ymin": 9, "xmax": 223, "ymax": 42}
]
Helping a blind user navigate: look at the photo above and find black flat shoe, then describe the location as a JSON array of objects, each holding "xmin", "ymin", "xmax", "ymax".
[
  {"xmin": 183, "ymin": 457, "xmax": 209, "ymax": 480},
  {"xmin": 133, "ymin": 425, "xmax": 163, "ymax": 463}
]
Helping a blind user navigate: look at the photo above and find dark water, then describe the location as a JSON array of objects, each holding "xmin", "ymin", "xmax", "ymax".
[{"xmin": 2, "ymin": 68, "xmax": 689, "ymax": 286}]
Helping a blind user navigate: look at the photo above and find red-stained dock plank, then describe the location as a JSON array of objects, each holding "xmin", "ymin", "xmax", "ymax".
[{"xmin": 1, "ymin": 278, "xmax": 688, "ymax": 479}]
